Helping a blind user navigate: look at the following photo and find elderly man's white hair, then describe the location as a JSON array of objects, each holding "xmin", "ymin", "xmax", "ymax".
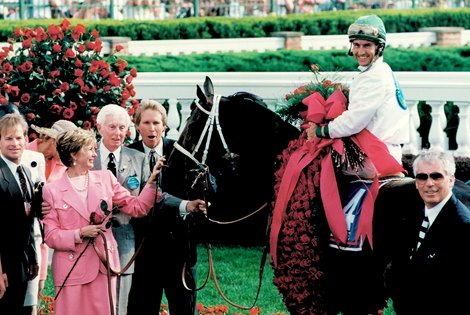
[{"xmin": 96, "ymin": 104, "xmax": 131, "ymax": 127}]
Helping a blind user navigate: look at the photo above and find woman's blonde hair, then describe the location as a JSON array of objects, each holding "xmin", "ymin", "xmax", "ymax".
[{"xmin": 56, "ymin": 128, "xmax": 96, "ymax": 167}]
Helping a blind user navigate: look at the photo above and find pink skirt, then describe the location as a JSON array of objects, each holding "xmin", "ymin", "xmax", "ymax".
[{"xmin": 54, "ymin": 273, "xmax": 116, "ymax": 315}]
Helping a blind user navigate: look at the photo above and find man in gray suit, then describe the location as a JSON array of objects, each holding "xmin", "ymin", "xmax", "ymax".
[{"xmin": 94, "ymin": 104, "xmax": 148, "ymax": 315}]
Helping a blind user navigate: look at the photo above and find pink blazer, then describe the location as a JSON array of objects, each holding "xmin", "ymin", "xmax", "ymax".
[{"xmin": 42, "ymin": 170, "xmax": 159, "ymax": 287}]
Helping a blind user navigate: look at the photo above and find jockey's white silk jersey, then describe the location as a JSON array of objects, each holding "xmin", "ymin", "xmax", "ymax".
[{"xmin": 328, "ymin": 57, "xmax": 410, "ymax": 162}]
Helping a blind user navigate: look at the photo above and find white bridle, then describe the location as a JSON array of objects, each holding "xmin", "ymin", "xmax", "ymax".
[{"xmin": 174, "ymin": 94, "xmax": 231, "ymax": 166}]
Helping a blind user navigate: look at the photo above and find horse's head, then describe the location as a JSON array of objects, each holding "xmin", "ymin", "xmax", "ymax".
[{"xmin": 165, "ymin": 76, "xmax": 301, "ymax": 245}]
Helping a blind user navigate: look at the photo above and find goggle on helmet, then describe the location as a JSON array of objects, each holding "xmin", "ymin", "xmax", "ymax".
[{"xmin": 348, "ymin": 15, "xmax": 386, "ymax": 46}]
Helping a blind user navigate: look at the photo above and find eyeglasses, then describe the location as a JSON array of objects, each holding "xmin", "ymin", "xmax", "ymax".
[
  {"xmin": 415, "ymin": 172, "xmax": 445, "ymax": 182},
  {"xmin": 348, "ymin": 23, "xmax": 379, "ymax": 37}
]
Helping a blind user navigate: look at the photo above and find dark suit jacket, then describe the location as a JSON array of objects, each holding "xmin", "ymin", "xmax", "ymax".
[
  {"xmin": 0, "ymin": 156, "xmax": 37, "ymax": 313},
  {"xmin": 388, "ymin": 194, "xmax": 470, "ymax": 315},
  {"xmin": 128, "ymin": 139, "xmax": 195, "ymax": 264}
]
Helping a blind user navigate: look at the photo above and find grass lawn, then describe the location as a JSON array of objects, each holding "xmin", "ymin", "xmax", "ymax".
[{"xmin": 42, "ymin": 245, "xmax": 397, "ymax": 314}]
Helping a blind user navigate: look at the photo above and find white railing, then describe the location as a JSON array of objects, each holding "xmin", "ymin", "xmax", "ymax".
[{"xmin": 133, "ymin": 71, "xmax": 470, "ymax": 157}]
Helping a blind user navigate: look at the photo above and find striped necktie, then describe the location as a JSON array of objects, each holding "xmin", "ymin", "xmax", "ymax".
[
  {"xmin": 17, "ymin": 165, "xmax": 31, "ymax": 202},
  {"xmin": 416, "ymin": 214, "xmax": 430, "ymax": 251}
]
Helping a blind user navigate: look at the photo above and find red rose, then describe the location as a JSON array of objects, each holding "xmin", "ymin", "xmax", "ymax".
[
  {"xmin": 2, "ymin": 62, "xmax": 13, "ymax": 73},
  {"xmin": 50, "ymin": 104, "xmax": 62, "ymax": 114},
  {"xmin": 60, "ymin": 82, "xmax": 70, "ymax": 92},
  {"xmin": 74, "ymin": 59, "xmax": 83, "ymax": 68},
  {"xmin": 22, "ymin": 38, "xmax": 32, "ymax": 49},
  {"xmin": 64, "ymin": 48, "xmax": 75, "ymax": 59},
  {"xmin": 82, "ymin": 121, "xmax": 91, "ymax": 129},
  {"xmin": 91, "ymin": 30, "xmax": 99, "ymax": 38},
  {"xmin": 77, "ymin": 44, "xmax": 85, "ymax": 53},
  {"xmin": 130, "ymin": 68, "xmax": 137, "ymax": 77},
  {"xmin": 115, "ymin": 45, "xmax": 124, "ymax": 52},
  {"xmin": 71, "ymin": 24, "xmax": 86, "ymax": 41},
  {"xmin": 21, "ymin": 61, "xmax": 33, "ymax": 73},
  {"xmin": 86, "ymin": 41, "xmax": 95, "ymax": 50},
  {"xmin": 63, "ymin": 108, "xmax": 74, "ymax": 119},
  {"xmin": 74, "ymin": 69, "xmax": 84, "ymax": 77},
  {"xmin": 53, "ymin": 43, "xmax": 62, "ymax": 53},
  {"xmin": 60, "ymin": 18, "xmax": 71, "ymax": 32},
  {"xmin": 50, "ymin": 70, "xmax": 60, "ymax": 78},
  {"xmin": 70, "ymin": 102, "xmax": 78, "ymax": 110},
  {"xmin": 20, "ymin": 93, "xmax": 31, "ymax": 103},
  {"xmin": 26, "ymin": 112, "xmax": 35, "ymax": 121},
  {"xmin": 94, "ymin": 38, "xmax": 103, "ymax": 52}
]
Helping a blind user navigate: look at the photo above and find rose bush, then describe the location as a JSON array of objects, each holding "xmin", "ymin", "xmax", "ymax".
[{"xmin": 0, "ymin": 18, "xmax": 139, "ymax": 140}]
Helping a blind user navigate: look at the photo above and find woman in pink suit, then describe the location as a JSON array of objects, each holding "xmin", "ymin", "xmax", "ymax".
[{"xmin": 42, "ymin": 128, "xmax": 166, "ymax": 315}]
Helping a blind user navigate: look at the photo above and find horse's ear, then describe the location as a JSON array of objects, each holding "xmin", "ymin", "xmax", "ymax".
[
  {"xmin": 196, "ymin": 84, "xmax": 206, "ymax": 104},
  {"xmin": 204, "ymin": 76, "xmax": 214, "ymax": 97}
]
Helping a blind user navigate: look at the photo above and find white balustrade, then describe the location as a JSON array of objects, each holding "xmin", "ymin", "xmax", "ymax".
[{"xmin": 134, "ymin": 71, "xmax": 470, "ymax": 157}]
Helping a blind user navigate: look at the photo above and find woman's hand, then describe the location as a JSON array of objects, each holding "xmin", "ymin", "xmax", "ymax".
[
  {"xmin": 306, "ymin": 122, "xmax": 318, "ymax": 141},
  {"xmin": 80, "ymin": 224, "xmax": 105, "ymax": 239},
  {"xmin": 147, "ymin": 156, "xmax": 166, "ymax": 185}
]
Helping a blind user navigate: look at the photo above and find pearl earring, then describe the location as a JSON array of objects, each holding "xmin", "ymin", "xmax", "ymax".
[{"xmin": 73, "ymin": 159, "xmax": 77, "ymax": 166}]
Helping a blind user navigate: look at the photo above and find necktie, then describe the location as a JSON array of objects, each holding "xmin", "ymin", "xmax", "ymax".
[
  {"xmin": 149, "ymin": 150, "xmax": 156, "ymax": 173},
  {"xmin": 17, "ymin": 165, "xmax": 31, "ymax": 202},
  {"xmin": 107, "ymin": 153, "xmax": 117, "ymax": 177},
  {"xmin": 416, "ymin": 214, "xmax": 430, "ymax": 251}
]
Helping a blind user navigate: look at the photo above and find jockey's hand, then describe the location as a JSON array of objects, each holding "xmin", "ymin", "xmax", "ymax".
[
  {"xmin": 186, "ymin": 199, "xmax": 207, "ymax": 216},
  {"xmin": 306, "ymin": 122, "xmax": 318, "ymax": 141}
]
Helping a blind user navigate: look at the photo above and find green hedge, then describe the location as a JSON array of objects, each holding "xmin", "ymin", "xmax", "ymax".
[
  {"xmin": 1, "ymin": 8, "xmax": 469, "ymax": 41},
  {"xmin": 124, "ymin": 47, "xmax": 470, "ymax": 72}
]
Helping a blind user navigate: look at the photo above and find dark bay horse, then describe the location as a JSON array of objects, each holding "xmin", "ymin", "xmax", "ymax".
[{"xmin": 164, "ymin": 76, "xmax": 300, "ymax": 245}]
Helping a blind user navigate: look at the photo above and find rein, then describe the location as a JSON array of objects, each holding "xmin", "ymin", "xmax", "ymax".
[
  {"xmin": 174, "ymin": 94, "xmax": 269, "ymax": 311},
  {"xmin": 178, "ymin": 161, "xmax": 267, "ymax": 310},
  {"xmin": 183, "ymin": 243, "xmax": 269, "ymax": 310}
]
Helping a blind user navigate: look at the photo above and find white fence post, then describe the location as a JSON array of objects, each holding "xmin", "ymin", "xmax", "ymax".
[
  {"xmin": 402, "ymin": 100, "xmax": 420, "ymax": 155},
  {"xmin": 428, "ymin": 101, "xmax": 447, "ymax": 151},
  {"xmin": 455, "ymin": 101, "xmax": 470, "ymax": 157},
  {"xmin": 166, "ymin": 98, "xmax": 180, "ymax": 140}
]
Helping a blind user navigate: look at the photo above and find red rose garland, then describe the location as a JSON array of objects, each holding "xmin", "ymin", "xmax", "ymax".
[{"xmin": 271, "ymin": 135, "xmax": 329, "ymax": 314}]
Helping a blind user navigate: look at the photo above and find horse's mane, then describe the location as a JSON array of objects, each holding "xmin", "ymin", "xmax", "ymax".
[{"xmin": 227, "ymin": 91, "xmax": 268, "ymax": 108}]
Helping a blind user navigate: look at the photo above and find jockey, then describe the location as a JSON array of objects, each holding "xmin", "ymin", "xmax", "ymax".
[
  {"xmin": 307, "ymin": 14, "xmax": 409, "ymax": 175},
  {"xmin": 304, "ymin": 15, "xmax": 410, "ymax": 315}
]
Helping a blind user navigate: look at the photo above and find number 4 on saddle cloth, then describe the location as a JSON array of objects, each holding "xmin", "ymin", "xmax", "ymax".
[{"xmin": 331, "ymin": 177, "xmax": 400, "ymax": 251}]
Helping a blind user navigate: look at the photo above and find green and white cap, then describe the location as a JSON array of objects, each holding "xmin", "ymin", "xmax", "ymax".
[{"xmin": 348, "ymin": 15, "xmax": 386, "ymax": 46}]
